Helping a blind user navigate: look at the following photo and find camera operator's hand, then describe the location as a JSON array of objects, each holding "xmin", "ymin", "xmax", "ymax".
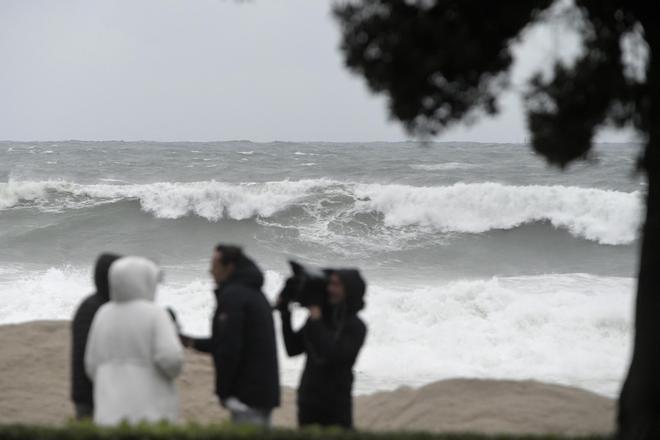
[
  {"xmin": 275, "ymin": 277, "xmax": 296, "ymax": 313},
  {"xmin": 303, "ymin": 287, "xmax": 324, "ymax": 308},
  {"xmin": 275, "ymin": 293, "xmax": 290, "ymax": 313},
  {"xmin": 307, "ymin": 305, "xmax": 322, "ymax": 321}
]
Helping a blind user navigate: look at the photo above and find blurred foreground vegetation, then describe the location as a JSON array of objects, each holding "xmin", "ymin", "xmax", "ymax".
[{"xmin": 0, "ymin": 423, "xmax": 611, "ymax": 440}]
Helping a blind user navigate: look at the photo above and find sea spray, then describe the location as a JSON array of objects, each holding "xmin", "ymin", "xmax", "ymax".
[{"xmin": 0, "ymin": 264, "xmax": 632, "ymax": 397}]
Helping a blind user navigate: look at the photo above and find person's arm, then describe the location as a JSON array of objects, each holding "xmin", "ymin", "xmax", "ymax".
[
  {"xmin": 304, "ymin": 311, "xmax": 366, "ymax": 366},
  {"xmin": 180, "ymin": 306, "xmax": 216, "ymax": 353},
  {"xmin": 153, "ymin": 308, "xmax": 185, "ymax": 380},
  {"xmin": 84, "ymin": 312, "xmax": 102, "ymax": 382},
  {"xmin": 165, "ymin": 307, "xmax": 212, "ymax": 353},
  {"xmin": 214, "ymin": 289, "xmax": 245, "ymax": 402},
  {"xmin": 281, "ymin": 308, "xmax": 305, "ymax": 356}
]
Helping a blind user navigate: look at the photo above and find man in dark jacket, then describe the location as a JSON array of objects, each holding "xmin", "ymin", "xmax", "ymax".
[
  {"xmin": 183, "ymin": 245, "xmax": 280, "ymax": 426},
  {"xmin": 70, "ymin": 252, "xmax": 121, "ymax": 420},
  {"xmin": 278, "ymin": 268, "xmax": 367, "ymax": 429}
]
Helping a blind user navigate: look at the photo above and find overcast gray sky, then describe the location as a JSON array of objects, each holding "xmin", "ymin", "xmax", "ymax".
[{"xmin": 0, "ymin": 0, "xmax": 636, "ymax": 143}]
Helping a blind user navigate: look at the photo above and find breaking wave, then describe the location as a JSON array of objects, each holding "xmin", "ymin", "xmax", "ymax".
[
  {"xmin": 0, "ymin": 179, "xmax": 642, "ymax": 245},
  {"xmin": 0, "ymin": 179, "xmax": 334, "ymax": 220},
  {"xmin": 353, "ymin": 182, "xmax": 642, "ymax": 245}
]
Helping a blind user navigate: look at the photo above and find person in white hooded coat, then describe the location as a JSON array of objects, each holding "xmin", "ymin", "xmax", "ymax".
[{"xmin": 85, "ymin": 256, "xmax": 184, "ymax": 426}]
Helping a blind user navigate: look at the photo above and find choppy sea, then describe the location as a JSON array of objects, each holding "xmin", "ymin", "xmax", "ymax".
[{"xmin": 0, "ymin": 140, "xmax": 644, "ymax": 397}]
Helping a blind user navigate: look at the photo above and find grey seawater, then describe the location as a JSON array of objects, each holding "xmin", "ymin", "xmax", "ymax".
[
  {"xmin": 0, "ymin": 140, "xmax": 643, "ymax": 279},
  {"xmin": 0, "ymin": 140, "xmax": 643, "ymax": 397}
]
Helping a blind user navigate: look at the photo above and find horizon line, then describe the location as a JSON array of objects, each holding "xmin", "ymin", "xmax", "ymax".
[{"xmin": 0, "ymin": 139, "xmax": 644, "ymax": 145}]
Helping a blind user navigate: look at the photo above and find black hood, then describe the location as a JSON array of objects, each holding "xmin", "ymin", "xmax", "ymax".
[
  {"xmin": 94, "ymin": 253, "xmax": 122, "ymax": 300},
  {"xmin": 222, "ymin": 255, "xmax": 264, "ymax": 290},
  {"xmin": 334, "ymin": 269, "xmax": 366, "ymax": 314}
]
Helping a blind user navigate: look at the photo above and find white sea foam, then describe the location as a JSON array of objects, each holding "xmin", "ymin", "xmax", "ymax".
[
  {"xmin": 360, "ymin": 274, "xmax": 633, "ymax": 396},
  {"xmin": 0, "ymin": 179, "xmax": 642, "ymax": 244},
  {"xmin": 0, "ymin": 179, "xmax": 333, "ymax": 220},
  {"xmin": 354, "ymin": 182, "xmax": 642, "ymax": 245},
  {"xmin": 410, "ymin": 162, "xmax": 478, "ymax": 171},
  {"xmin": 0, "ymin": 180, "xmax": 56, "ymax": 209},
  {"xmin": 0, "ymin": 265, "xmax": 633, "ymax": 396}
]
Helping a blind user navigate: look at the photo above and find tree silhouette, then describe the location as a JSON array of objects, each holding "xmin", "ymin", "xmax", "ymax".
[{"xmin": 333, "ymin": 1, "xmax": 658, "ymax": 438}]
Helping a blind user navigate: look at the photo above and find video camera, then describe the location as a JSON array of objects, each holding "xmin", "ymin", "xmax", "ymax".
[{"xmin": 280, "ymin": 260, "xmax": 331, "ymax": 307}]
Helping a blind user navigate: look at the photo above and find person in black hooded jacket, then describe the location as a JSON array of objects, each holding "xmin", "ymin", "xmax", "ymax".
[
  {"xmin": 181, "ymin": 245, "xmax": 280, "ymax": 426},
  {"xmin": 70, "ymin": 252, "xmax": 121, "ymax": 420},
  {"xmin": 277, "ymin": 269, "xmax": 367, "ymax": 429}
]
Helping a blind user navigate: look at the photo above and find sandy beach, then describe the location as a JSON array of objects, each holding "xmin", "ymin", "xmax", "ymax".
[{"xmin": 0, "ymin": 320, "xmax": 614, "ymax": 435}]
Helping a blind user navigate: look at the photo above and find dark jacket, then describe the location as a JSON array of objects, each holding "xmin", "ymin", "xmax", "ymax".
[
  {"xmin": 193, "ymin": 257, "xmax": 280, "ymax": 409},
  {"xmin": 282, "ymin": 269, "xmax": 367, "ymax": 428},
  {"xmin": 71, "ymin": 253, "xmax": 121, "ymax": 405}
]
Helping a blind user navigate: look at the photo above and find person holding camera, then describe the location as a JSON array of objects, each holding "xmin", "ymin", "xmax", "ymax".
[
  {"xmin": 277, "ymin": 264, "xmax": 367, "ymax": 429},
  {"xmin": 181, "ymin": 245, "xmax": 280, "ymax": 427}
]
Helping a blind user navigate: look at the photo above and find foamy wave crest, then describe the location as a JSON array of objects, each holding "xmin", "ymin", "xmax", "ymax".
[
  {"xmin": 0, "ymin": 179, "xmax": 333, "ymax": 220},
  {"xmin": 354, "ymin": 182, "xmax": 642, "ymax": 245},
  {"xmin": 410, "ymin": 162, "xmax": 478, "ymax": 171},
  {"xmin": 1, "ymin": 179, "xmax": 642, "ymax": 244},
  {"xmin": 0, "ymin": 180, "xmax": 56, "ymax": 209}
]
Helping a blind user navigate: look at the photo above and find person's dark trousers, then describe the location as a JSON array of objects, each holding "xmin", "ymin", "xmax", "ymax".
[
  {"xmin": 74, "ymin": 402, "xmax": 93, "ymax": 420},
  {"xmin": 298, "ymin": 402, "xmax": 353, "ymax": 429}
]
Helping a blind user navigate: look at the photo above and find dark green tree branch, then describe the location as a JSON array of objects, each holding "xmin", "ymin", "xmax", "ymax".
[{"xmin": 334, "ymin": 1, "xmax": 659, "ymax": 438}]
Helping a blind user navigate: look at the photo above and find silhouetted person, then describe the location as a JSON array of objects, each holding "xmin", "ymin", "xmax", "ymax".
[
  {"xmin": 278, "ymin": 269, "xmax": 367, "ymax": 429},
  {"xmin": 85, "ymin": 257, "xmax": 183, "ymax": 425},
  {"xmin": 182, "ymin": 245, "xmax": 280, "ymax": 426},
  {"xmin": 70, "ymin": 252, "xmax": 121, "ymax": 420}
]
